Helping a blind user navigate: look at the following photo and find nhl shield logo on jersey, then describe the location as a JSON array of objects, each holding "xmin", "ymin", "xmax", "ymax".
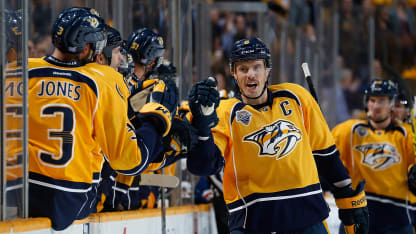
[
  {"xmin": 236, "ymin": 110, "xmax": 252, "ymax": 125},
  {"xmin": 243, "ymin": 120, "xmax": 301, "ymax": 159},
  {"xmin": 355, "ymin": 143, "xmax": 400, "ymax": 170}
]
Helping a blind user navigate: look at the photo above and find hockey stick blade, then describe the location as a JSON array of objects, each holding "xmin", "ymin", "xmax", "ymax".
[{"xmin": 138, "ymin": 174, "xmax": 179, "ymax": 188}]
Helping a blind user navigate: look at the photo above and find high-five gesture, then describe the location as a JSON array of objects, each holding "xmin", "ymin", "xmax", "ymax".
[{"xmin": 188, "ymin": 76, "xmax": 220, "ymax": 137}]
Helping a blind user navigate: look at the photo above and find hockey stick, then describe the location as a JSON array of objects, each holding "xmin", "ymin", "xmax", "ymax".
[
  {"xmin": 134, "ymin": 173, "xmax": 179, "ymax": 188},
  {"xmin": 302, "ymin": 62, "xmax": 363, "ymax": 234},
  {"xmin": 301, "ymin": 63, "xmax": 319, "ymax": 103}
]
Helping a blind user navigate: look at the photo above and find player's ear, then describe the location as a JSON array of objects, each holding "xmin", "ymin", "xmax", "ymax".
[
  {"xmin": 265, "ymin": 67, "xmax": 271, "ymax": 77},
  {"xmin": 95, "ymin": 53, "xmax": 106, "ymax": 65}
]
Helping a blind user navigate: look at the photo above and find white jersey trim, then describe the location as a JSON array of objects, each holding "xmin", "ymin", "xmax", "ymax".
[
  {"xmin": 228, "ymin": 188, "xmax": 323, "ymax": 213},
  {"xmin": 313, "ymin": 148, "xmax": 338, "ymax": 157},
  {"xmin": 29, "ymin": 179, "xmax": 92, "ymax": 193},
  {"xmin": 367, "ymin": 195, "xmax": 416, "ymax": 211}
]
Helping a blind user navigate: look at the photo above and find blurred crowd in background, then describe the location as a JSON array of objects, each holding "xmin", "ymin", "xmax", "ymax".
[
  {"xmin": 2, "ymin": 1, "xmax": 416, "ymax": 232},
  {"xmin": 25, "ymin": 0, "xmax": 416, "ymax": 124}
]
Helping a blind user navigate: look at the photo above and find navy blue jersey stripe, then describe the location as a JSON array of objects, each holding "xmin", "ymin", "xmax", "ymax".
[
  {"xmin": 29, "ymin": 67, "xmax": 98, "ymax": 97},
  {"xmin": 6, "ymin": 177, "xmax": 22, "ymax": 187},
  {"xmin": 366, "ymin": 192, "xmax": 415, "ymax": 227},
  {"xmin": 366, "ymin": 191, "xmax": 416, "ymax": 209},
  {"xmin": 114, "ymin": 181, "xmax": 130, "ymax": 190},
  {"xmin": 92, "ymin": 172, "xmax": 100, "ymax": 181},
  {"xmin": 44, "ymin": 56, "xmax": 82, "ymax": 67},
  {"xmin": 6, "ymin": 67, "xmax": 23, "ymax": 73},
  {"xmin": 29, "ymin": 172, "xmax": 91, "ymax": 191},
  {"xmin": 312, "ymin": 144, "xmax": 337, "ymax": 156},
  {"xmin": 272, "ymin": 90, "xmax": 301, "ymax": 106},
  {"xmin": 230, "ymin": 102, "xmax": 245, "ymax": 123},
  {"xmin": 353, "ymin": 122, "xmax": 407, "ymax": 136},
  {"xmin": 29, "ymin": 181, "xmax": 91, "ymax": 230},
  {"xmin": 395, "ymin": 125, "xmax": 407, "ymax": 136},
  {"xmin": 227, "ymin": 186, "xmax": 328, "ymax": 232},
  {"xmin": 227, "ymin": 183, "xmax": 322, "ymax": 210}
]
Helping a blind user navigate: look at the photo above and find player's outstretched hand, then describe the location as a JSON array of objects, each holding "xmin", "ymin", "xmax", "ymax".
[
  {"xmin": 333, "ymin": 180, "xmax": 369, "ymax": 234},
  {"xmin": 188, "ymin": 76, "xmax": 220, "ymax": 137}
]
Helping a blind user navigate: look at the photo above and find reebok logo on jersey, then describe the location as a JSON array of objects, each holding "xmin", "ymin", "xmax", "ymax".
[
  {"xmin": 351, "ymin": 197, "xmax": 366, "ymax": 207},
  {"xmin": 244, "ymin": 120, "xmax": 301, "ymax": 159},
  {"xmin": 355, "ymin": 143, "xmax": 400, "ymax": 170}
]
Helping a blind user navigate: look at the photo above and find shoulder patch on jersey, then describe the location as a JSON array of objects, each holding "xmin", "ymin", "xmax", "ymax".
[
  {"xmin": 243, "ymin": 120, "xmax": 302, "ymax": 159},
  {"xmin": 355, "ymin": 143, "xmax": 400, "ymax": 170},
  {"xmin": 356, "ymin": 126, "xmax": 369, "ymax": 137},
  {"xmin": 236, "ymin": 110, "xmax": 252, "ymax": 125}
]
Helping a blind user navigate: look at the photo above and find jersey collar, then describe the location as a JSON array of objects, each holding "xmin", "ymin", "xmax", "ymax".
[
  {"xmin": 236, "ymin": 89, "xmax": 273, "ymax": 110},
  {"xmin": 367, "ymin": 120, "xmax": 396, "ymax": 132},
  {"xmin": 44, "ymin": 55, "xmax": 81, "ymax": 67}
]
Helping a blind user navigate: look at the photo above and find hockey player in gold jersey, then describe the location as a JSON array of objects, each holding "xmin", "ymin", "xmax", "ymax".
[
  {"xmin": 95, "ymin": 28, "xmax": 195, "ymax": 211},
  {"xmin": 186, "ymin": 38, "xmax": 369, "ymax": 233},
  {"xmin": 333, "ymin": 79, "xmax": 416, "ymax": 234},
  {"xmin": 28, "ymin": 8, "xmax": 177, "ymax": 230}
]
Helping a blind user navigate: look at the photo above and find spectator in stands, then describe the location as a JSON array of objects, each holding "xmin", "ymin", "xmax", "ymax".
[
  {"xmin": 31, "ymin": 0, "xmax": 52, "ymax": 38},
  {"xmin": 340, "ymin": 68, "xmax": 365, "ymax": 114},
  {"xmin": 289, "ymin": 0, "xmax": 318, "ymax": 27},
  {"xmin": 339, "ymin": 0, "xmax": 366, "ymax": 78},
  {"xmin": 388, "ymin": 0, "xmax": 416, "ymax": 70}
]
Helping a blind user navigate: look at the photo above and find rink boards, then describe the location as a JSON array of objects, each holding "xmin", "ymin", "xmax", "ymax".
[
  {"xmin": 0, "ymin": 204, "xmax": 217, "ymax": 234},
  {"xmin": 0, "ymin": 197, "xmax": 342, "ymax": 234}
]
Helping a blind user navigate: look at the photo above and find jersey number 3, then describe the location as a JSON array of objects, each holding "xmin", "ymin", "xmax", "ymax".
[{"xmin": 39, "ymin": 104, "xmax": 75, "ymax": 167}]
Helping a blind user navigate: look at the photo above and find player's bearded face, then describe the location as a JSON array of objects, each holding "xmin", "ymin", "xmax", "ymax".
[
  {"xmin": 110, "ymin": 46, "xmax": 123, "ymax": 71},
  {"xmin": 367, "ymin": 96, "xmax": 392, "ymax": 123},
  {"xmin": 79, "ymin": 45, "xmax": 94, "ymax": 65},
  {"xmin": 233, "ymin": 59, "xmax": 270, "ymax": 100}
]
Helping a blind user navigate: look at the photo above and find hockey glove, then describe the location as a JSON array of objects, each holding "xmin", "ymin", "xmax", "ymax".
[
  {"xmin": 128, "ymin": 79, "xmax": 159, "ymax": 127},
  {"xmin": 333, "ymin": 180, "xmax": 369, "ymax": 234},
  {"xmin": 188, "ymin": 76, "xmax": 220, "ymax": 137},
  {"xmin": 408, "ymin": 164, "xmax": 416, "ymax": 195},
  {"xmin": 164, "ymin": 115, "xmax": 198, "ymax": 158},
  {"xmin": 129, "ymin": 80, "xmax": 178, "ymax": 137}
]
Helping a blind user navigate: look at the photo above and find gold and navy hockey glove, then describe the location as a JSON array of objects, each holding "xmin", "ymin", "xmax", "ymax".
[
  {"xmin": 128, "ymin": 79, "xmax": 158, "ymax": 128},
  {"xmin": 163, "ymin": 115, "xmax": 198, "ymax": 158},
  {"xmin": 129, "ymin": 80, "xmax": 178, "ymax": 136},
  {"xmin": 408, "ymin": 164, "xmax": 416, "ymax": 195},
  {"xmin": 333, "ymin": 180, "xmax": 369, "ymax": 234},
  {"xmin": 188, "ymin": 76, "xmax": 220, "ymax": 137}
]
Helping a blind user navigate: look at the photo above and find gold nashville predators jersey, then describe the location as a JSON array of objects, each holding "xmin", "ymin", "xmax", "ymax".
[
  {"xmin": 28, "ymin": 56, "xmax": 165, "ymax": 230},
  {"xmin": 332, "ymin": 119, "xmax": 416, "ymax": 226},
  {"xmin": 212, "ymin": 83, "xmax": 350, "ymax": 232},
  {"xmin": 29, "ymin": 57, "xmax": 137, "ymax": 183}
]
